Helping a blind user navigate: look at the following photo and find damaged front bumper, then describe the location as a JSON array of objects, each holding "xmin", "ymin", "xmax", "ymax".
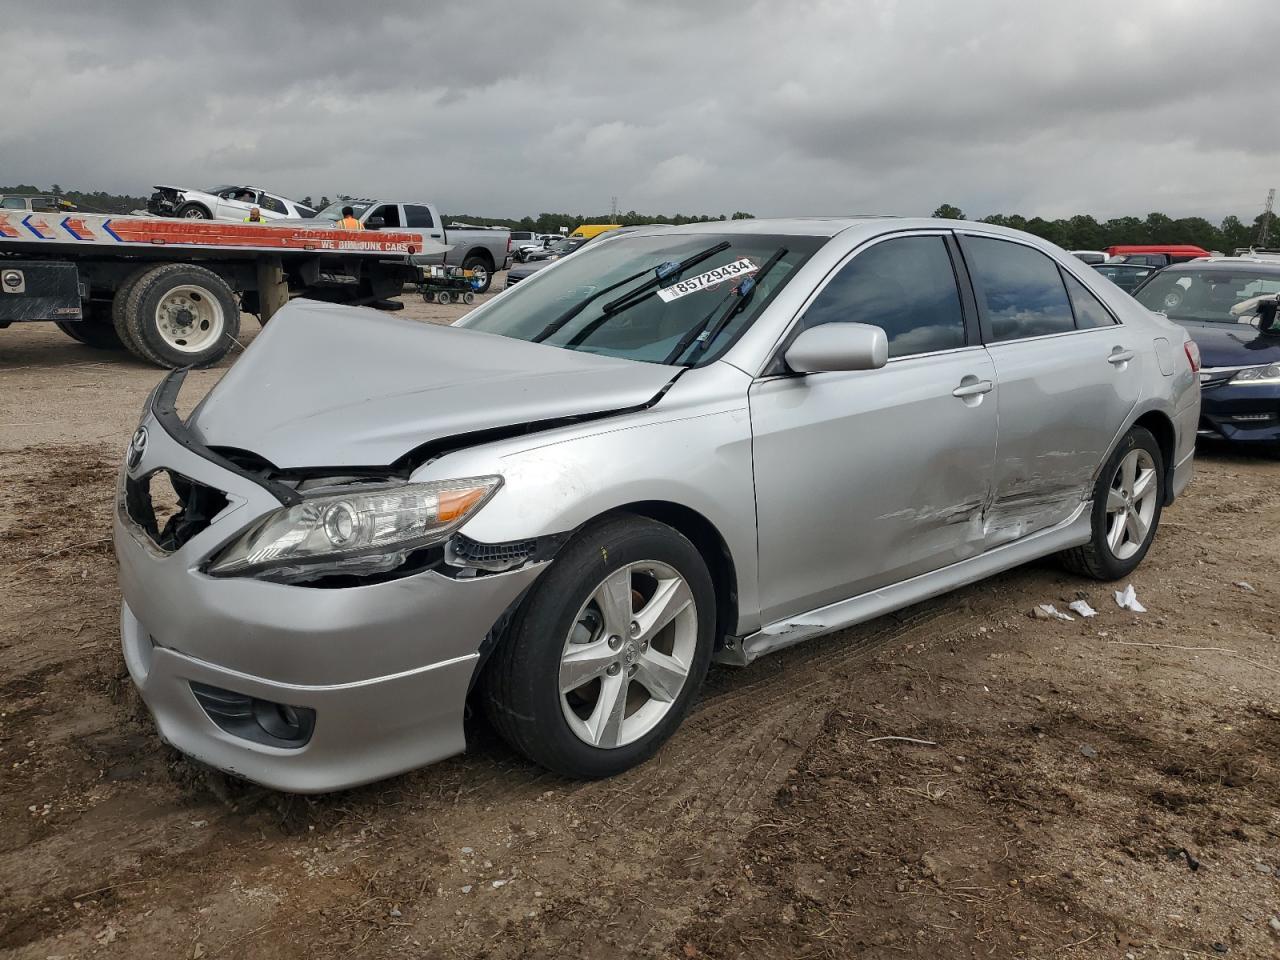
[{"xmin": 114, "ymin": 374, "xmax": 546, "ymax": 793}]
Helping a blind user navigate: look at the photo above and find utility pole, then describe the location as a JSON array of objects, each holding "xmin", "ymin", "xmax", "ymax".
[
  {"xmin": 610, "ymin": 195, "xmax": 618, "ymax": 220},
  {"xmin": 1260, "ymin": 188, "xmax": 1275, "ymax": 248}
]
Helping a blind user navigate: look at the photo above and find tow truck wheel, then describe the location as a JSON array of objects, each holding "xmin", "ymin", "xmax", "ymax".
[
  {"xmin": 176, "ymin": 204, "xmax": 211, "ymax": 219},
  {"xmin": 55, "ymin": 301, "xmax": 124, "ymax": 350},
  {"xmin": 122, "ymin": 263, "xmax": 240, "ymax": 368},
  {"xmin": 461, "ymin": 255, "xmax": 492, "ymax": 293},
  {"xmin": 111, "ymin": 267, "xmax": 162, "ymax": 364}
]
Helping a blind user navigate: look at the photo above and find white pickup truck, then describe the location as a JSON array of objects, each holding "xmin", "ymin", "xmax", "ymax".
[{"xmin": 300, "ymin": 200, "xmax": 512, "ymax": 292}]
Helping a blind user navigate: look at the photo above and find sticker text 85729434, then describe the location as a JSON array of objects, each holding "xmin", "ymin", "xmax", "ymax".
[{"xmin": 656, "ymin": 257, "xmax": 759, "ymax": 303}]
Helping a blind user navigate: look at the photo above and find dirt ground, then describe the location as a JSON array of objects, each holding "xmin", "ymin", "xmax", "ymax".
[{"xmin": 2, "ymin": 280, "xmax": 1279, "ymax": 959}]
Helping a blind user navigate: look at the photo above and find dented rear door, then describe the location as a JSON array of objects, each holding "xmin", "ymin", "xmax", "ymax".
[{"xmin": 957, "ymin": 232, "xmax": 1144, "ymax": 547}]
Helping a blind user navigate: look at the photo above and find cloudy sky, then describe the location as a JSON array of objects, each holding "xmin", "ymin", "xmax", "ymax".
[{"xmin": 5, "ymin": 0, "xmax": 1279, "ymax": 220}]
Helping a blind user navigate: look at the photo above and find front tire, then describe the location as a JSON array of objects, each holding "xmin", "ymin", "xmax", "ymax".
[
  {"xmin": 483, "ymin": 515, "xmax": 716, "ymax": 779},
  {"xmin": 1061, "ymin": 426, "xmax": 1164, "ymax": 581},
  {"xmin": 176, "ymin": 203, "xmax": 211, "ymax": 219}
]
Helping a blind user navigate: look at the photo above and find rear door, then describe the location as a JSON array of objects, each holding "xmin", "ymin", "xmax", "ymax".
[
  {"xmin": 404, "ymin": 203, "xmax": 445, "ymax": 263},
  {"xmin": 750, "ymin": 232, "xmax": 998, "ymax": 624},
  {"xmin": 957, "ymin": 233, "xmax": 1144, "ymax": 547}
]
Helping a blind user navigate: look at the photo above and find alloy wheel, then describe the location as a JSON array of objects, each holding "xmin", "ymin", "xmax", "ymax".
[
  {"xmin": 1105, "ymin": 448, "xmax": 1158, "ymax": 560},
  {"xmin": 559, "ymin": 561, "xmax": 698, "ymax": 749}
]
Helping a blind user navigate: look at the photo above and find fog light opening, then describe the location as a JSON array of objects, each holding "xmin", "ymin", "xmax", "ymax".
[{"xmin": 190, "ymin": 681, "xmax": 316, "ymax": 748}]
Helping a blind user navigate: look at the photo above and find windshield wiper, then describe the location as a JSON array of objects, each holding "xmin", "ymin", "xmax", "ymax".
[
  {"xmin": 663, "ymin": 247, "xmax": 788, "ymax": 366},
  {"xmin": 531, "ymin": 241, "xmax": 731, "ymax": 343}
]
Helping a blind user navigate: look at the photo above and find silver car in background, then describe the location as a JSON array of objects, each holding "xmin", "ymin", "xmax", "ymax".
[{"xmin": 115, "ymin": 218, "xmax": 1200, "ymax": 792}]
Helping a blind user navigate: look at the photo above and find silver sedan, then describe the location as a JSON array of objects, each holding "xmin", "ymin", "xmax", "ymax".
[{"xmin": 114, "ymin": 218, "xmax": 1200, "ymax": 791}]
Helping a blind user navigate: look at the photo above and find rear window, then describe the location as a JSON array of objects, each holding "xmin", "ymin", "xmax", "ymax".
[{"xmin": 963, "ymin": 236, "xmax": 1075, "ymax": 341}]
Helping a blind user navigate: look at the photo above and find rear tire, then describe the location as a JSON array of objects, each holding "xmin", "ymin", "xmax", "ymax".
[
  {"xmin": 55, "ymin": 301, "xmax": 124, "ymax": 349},
  {"xmin": 1061, "ymin": 426, "xmax": 1164, "ymax": 581},
  {"xmin": 462, "ymin": 255, "xmax": 493, "ymax": 293},
  {"xmin": 482, "ymin": 515, "xmax": 716, "ymax": 779},
  {"xmin": 121, "ymin": 263, "xmax": 240, "ymax": 368}
]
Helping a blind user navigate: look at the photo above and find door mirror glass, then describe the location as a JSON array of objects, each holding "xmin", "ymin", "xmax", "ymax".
[{"xmin": 785, "ymin": 323, "xmax": 888, "ymax": 374}]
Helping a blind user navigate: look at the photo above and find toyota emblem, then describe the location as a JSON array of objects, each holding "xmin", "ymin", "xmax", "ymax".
[{"xmin": 127, "ymin": 426, "xmax": 148, "ymax": 469}]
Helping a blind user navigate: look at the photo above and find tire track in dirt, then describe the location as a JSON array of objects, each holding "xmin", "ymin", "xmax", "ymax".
[{"xmin": 569, "ymin": 598, "xmax": 959, "ymax": 832}]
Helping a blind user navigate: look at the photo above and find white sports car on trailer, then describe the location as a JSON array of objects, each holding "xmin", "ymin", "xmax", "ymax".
[{"xmin": 148, "ymin": 185, "xmax": 316, "ymax": 222}]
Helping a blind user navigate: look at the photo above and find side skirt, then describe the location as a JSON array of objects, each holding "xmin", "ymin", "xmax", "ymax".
[{"xmin": 717, "ymin": 502, "xmax": 1092, "ymax": 666}]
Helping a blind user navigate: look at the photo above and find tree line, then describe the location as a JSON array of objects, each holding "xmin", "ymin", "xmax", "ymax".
[
  {"xmin": 3, "ymin": 182, "xmax": 1272, "ymax": 251},
  {"xmin": 930, "ymin": 203, "xmax": 1275, "ymax": 252}
]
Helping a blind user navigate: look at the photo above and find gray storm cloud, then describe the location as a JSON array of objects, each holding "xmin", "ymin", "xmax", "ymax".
[{"xmin": 4, "ymin": 0, "xmax": 1278, "ymax": 219}]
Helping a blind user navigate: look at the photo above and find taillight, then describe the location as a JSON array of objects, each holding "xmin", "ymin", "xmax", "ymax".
[
  {"xmin": 506, "ymin": 237, "xmax": 512, "ymax": 252},
  {"xmin": 1183, "ymin": 339, "xmax": 1201, "ymax": 373}
]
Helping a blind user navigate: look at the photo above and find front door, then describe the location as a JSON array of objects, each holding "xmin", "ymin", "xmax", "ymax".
[
  {"xmin": 750, "ymin": 233, "xmax": 998, "ymax": 625},
  {"xmin": 957, "ymin": 233, "xmax": 1144, "ymax": 546},
  {"xmin": 214, "ymin": 188, "xmax": 256, "ymax": 221}
]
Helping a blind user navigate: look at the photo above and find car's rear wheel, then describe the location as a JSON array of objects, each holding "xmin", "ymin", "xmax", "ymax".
[
  {"xmin": 121, "ymin": 263, "xmax": 240, "ymax": 368},
  {"xmin": 462, "ymin": 255, "xmax": 492, "ymax": 293},
  {"xmin": 1061, "ymin": 425, "xmax": 1164, "ymax": 581},
  {"xmin": 483, "ymin": 515, "xmax": 716, "ymax": 778}
]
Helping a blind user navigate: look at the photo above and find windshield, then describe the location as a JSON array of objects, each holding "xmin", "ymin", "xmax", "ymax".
[
  {"xmin": 1134, "ymin": 268, "xmax": 1280, "ymax": 323},
  {"xmin": 459, "ymin": 233, "xmax": 822, "ymax": 365},
  {"xmin": 541, "ymin": 237, "xmax": 585, "ymax": 255},
  {"xmin": 314, "ymin": 201, "xmax": 372, "ymax": 221},
  {"xmin": 1094, "ymin": 263, "xmax": 1155, "ymax": 292}
]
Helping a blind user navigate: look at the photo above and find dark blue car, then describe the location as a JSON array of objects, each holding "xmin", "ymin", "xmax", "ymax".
[{"xmin": 1133, "ymin": 259, "xmax": 1280, "ymax": 448}]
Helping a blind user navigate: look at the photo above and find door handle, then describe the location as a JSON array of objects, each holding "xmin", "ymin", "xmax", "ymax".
[
  {"xmin": 952, "ymin": 378, "xmax": 994, "ymax": 398},
  {"xmin": 1107, "ymin": 349, "xmax": 1136, "ymax": 365}
]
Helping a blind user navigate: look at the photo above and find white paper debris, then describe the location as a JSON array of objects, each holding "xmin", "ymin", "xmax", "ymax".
[
  {"xmin": 1038, "ymin": 603, "xmax": 1074, "ymax": 621},
  {"xmin": 1114, "ymin": 584, "xmax": 1147, "ymax": 613},
  {"xmin": 1234, "ymin": 581, "xmax": 1255, "ymax": 592},
  {"xmin": 1068, "ymin": 600, "xmax": 1097, "ymax": 618}
]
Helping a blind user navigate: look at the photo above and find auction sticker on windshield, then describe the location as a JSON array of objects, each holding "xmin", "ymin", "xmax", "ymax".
[{"xmin": 657, "ymin": 258, "xmax": 758, "ymax": 303}]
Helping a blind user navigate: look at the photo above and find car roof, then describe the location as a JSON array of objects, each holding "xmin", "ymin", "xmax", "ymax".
[{"xmin": 1160, "ymin": 258, "xmax": 1280, "ymax": 275}]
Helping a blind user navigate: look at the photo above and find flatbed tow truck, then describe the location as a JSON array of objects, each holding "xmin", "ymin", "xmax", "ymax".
[{"xmin": 0, "ymin": 211, "xmax": 434, "ymax": 367}]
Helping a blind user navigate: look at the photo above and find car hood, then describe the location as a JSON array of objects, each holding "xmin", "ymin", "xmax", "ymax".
[
  {"xmin": 1172, "ymin": 318, "xmax": 1280, "ymax": 368},
  {"xmin": 508, "ymin": 259, "xmax": 556, "ymax": 280},
  {"xmin": 189, "ymin": 299, "xmax": 678, "ymax": 469}
]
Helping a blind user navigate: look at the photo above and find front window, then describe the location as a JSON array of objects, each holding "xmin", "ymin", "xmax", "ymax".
[
  {"xmin": 315, "ymin": 201, "xmax": 371, "ymax": 221},
  {"xmin": 798, "ymin": 235, "xmax": 968, "ymax": 357},
  {"xmin": 1134, "ymin": 269, "xmax": 1280, "ymax": 323},
  {"xmin": 459, "ymin": 233, "xmax": 822, "ymax": 365}
]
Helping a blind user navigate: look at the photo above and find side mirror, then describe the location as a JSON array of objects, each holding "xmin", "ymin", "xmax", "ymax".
[
  {"xmin": 784, "ymin": 323, "xmax": 888, "ymax": 374},
  {"xmin": 365, "ymin": 217, "xmax": 385, "ymax": 230}
]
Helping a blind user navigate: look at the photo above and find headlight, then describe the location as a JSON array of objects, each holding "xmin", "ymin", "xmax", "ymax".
[
  {"xmin": 207, "ymin": 476, "xmax": 501, "ymax": 581},
  {"xmin": 1230, "ymin": 362, "xmax": 1280, "ymax": 385}
]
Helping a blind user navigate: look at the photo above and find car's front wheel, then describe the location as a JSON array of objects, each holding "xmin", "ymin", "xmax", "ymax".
[
  {"xmin": 176, "ymin": 203, "xmax": 211, "ymax": 219},
  {"xmin": 1062, "ymin": 425, "xmax": 1164, "ymax": 581},
  {"xmin": 483, "ymin": 515, "xmax": 716, "ymax": 778}
]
